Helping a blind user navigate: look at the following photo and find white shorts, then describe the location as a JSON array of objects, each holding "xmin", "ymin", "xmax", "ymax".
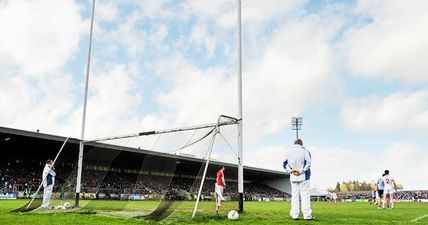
[
  {"xmin": 215, "ymin": 183, "xmax": 224, "ymax": 196},
  {"xmin": 384, "ymin": 188, "xmax": 395, "ymax": 195}
]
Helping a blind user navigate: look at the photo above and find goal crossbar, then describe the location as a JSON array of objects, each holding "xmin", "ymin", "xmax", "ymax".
[{"xmin": 85, "ymin": 115, "xmax": 240, "ymax": 143}]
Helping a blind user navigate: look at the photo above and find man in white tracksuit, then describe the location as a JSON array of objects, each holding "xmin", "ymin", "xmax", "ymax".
[
  {"xmin": 41, "ymin": 159, "xmax": 56, "ymax": 208},
  {"xmin": 283, "ymin": 139, "xmax": 313, "ymax": 220}
]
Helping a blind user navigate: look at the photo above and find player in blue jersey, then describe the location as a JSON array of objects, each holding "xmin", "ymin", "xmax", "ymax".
[{"xmin": 375, "ymin": 174, "xmax": 385, "ymax": 209}]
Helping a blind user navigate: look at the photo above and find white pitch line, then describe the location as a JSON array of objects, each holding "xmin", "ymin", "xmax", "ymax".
[{"xmin": 411, "ymin": 214, "xmax": 428, "ymax": 223}]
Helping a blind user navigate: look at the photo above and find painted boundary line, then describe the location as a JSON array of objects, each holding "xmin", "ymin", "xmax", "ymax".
[{"xmin": 411, "ymin": 214, "xmax": 428, "ymax": 223}]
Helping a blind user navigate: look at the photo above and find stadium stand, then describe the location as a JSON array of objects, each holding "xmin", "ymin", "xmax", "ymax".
[
  {"xmin": 0, "ymin": 126, "xmax": 290, "ymax": 202},
  {"xmin": 0, "ymin": 159, "xmax": 289, "ymax": 200}
]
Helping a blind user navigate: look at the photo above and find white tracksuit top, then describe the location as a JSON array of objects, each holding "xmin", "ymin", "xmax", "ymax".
[
  {"xmin": 283, "ymin": 144, "xmax": 312, "ymax": 181},
  {"xmin": 42, "ymin": 164, "xmax": 56, "ymax": 188}
]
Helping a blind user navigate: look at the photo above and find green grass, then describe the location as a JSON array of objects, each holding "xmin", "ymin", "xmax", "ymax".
[{"xmin": 1, "ymin": 200, "xmax": 427, "ymax": 224}]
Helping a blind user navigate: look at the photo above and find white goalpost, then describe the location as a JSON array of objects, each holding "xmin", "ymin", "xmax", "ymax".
[
  {"xmin": 236, "ymin": 0, "xmax": 244, "ymax": 212},
  {"xmin": 75, "ymin": 0, "xmax": 95, "ymax": 207}
]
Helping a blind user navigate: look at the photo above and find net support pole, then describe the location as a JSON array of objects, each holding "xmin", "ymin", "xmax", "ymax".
[
  {"xmin": 237, "ymin": 0, "xmax": 244, "ymax": 212},
  {"xmin": 76, "ymin": 0, "xmax": 96, "ymax": 208},
  {"xmin": 191, "ymin": 130, "xmax": 217, "ymax": 219}
]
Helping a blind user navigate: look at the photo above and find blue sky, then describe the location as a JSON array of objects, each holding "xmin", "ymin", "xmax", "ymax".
[{"xmin": 1, "ymin": 0, "xmax": 428, "ymax": 190}]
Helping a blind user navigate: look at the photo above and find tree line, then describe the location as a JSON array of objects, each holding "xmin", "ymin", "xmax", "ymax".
[{"xmin": 330, "ymin": 181, "xmax": 403, "ymax": 192}]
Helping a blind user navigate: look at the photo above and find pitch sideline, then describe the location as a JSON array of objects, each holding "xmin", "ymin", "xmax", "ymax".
[{"xmin": 411, "ymin": 214, "xmax": 428, "ymax": 223}]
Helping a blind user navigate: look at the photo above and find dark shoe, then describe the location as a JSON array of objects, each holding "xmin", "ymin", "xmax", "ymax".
[{"xmin": 304, "ymin": 216, "xmax": 316, "ymax": 220}]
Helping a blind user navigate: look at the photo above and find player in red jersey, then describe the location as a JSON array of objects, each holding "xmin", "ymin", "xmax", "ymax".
[{"xmin": 215, "ymin": 166, "xmax": 226, "ymax": 213}]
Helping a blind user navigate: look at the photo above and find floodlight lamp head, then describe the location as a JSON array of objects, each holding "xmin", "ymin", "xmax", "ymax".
[{"xmin": 291, "ymin": 116, "xmax": 303, "ymax": 124}]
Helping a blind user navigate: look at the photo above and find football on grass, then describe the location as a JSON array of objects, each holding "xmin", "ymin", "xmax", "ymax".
[
  {"xmin": 63, "ymin": 202, "xmax": 72, "ymax": 209},
  {"xmin": 228, "ymin": 210, "xmax": 239, "ymax": 221}
]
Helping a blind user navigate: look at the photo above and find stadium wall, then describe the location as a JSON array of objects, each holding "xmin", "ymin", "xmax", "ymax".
[{"xmin": 263, "ymin": 178, "xmax": 291, "ymax": 194}]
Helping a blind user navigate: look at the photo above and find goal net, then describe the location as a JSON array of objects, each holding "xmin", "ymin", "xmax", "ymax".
[{"xmin": 84, "ymin": 115, "xmax": 241, "ymax": 221}]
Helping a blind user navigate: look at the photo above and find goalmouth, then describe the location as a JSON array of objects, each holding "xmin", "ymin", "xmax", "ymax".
[{"xmin": 75, "ymin": 114, "xmax": 244, "ymax": 220}]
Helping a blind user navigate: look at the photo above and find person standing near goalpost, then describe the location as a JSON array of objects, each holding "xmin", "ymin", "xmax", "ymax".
[
  {"xmin": 41, "ymin": 159, "xmax": 56, "ymax": 208},
  {"xmin": 283, "ymin": 139, "xmax": 313, "ymax": 220},
  {"xmin": 215, "ymin": 166, "xmax": 226, "ymax": 214}
]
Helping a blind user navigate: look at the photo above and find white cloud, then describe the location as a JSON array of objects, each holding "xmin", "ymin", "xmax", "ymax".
[
  {"xmin": 83, "ymin": 64, "xmax": 143, "ymax": 138},
  {"xmin": 187, "ymin": 0, "xmax": 304, "ymax": 28},
  {"xmin": 190, "ymin": 23, "xmax": 217, "ymax": 57},
  {"xmin": 0, "ymin": 0, "xmax": 87, "ymax": 137},
  {"xmin": 342, "ymin": 0, "xmax": 428, "ymax": 83},
  {"xmin": 0, "ymin": 0, "xmax": 86, "ymax": 75},
  {"xmin": 340, "ymin": 90, "xmax": 428, "ymax": 133},
  {"xmin": 243, "ymin": 0, "xmax": 306, "ymax": 24},
  {"xmin": 310, "ymin": 143, "xmax": 428, "ymax": 190},
  {"xmin": 113, "ymin": 12, "xmax": 146, "ymax": 57},
  {"xmin": 151, "ymin": 1, "xmax": 347, "ymax": 143},
  {"xmin": 246, "ymin": 142, "xmax": 428, "ymax": 190},
  {"xmin": 185, "ymin": 0, "xmax": 231, "ymax": 18},
  {"xmin": 182, "ymin": 0, "xmax": 306, "ymax": 60},
  {"xmin": 243, "ymin": 14, "xmax": 340, "ymax": 137},
  {"xmin": 0, "ymin": 72, "xmax": 77, "ymax": 136},
  {"xmin": 96, "ymin": 0, "xmax": 118, "ymax": 22},
  {"xmin": 94, "ymin": 3, "xmax": 170, "ymax": 59},
  {"xmin": 137, "ymin": 0, "xmax": 172, "ymax": 19},
  {"xmin": 154, "ymin": 55, "xmax": 237, "ymax": 126},
  {"xmin": 144, "ymin": 5, "xmax": 342, "ymax": 150}
]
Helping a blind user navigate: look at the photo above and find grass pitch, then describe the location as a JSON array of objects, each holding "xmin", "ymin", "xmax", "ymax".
[{"xmin": 1, "ymin": 200, "xmax": 427, "ymax": 224}]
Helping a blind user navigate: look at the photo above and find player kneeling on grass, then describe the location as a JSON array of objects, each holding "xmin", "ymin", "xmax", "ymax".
[
  {"xmin": 215, "ymin": 166, "xmax": 226, "ymax": 214},
  {"xmin": 41, "ymin": 159, "xmax": 56, "ymax": 209},
  {"xmin": 382, "ymin": 170, "xmax": 397, "ymax": 209}
]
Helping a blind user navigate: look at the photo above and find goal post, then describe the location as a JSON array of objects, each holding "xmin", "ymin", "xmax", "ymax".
[{"xmin": 237, "ymin": 0, "xmax": 244, "ymax": 213}]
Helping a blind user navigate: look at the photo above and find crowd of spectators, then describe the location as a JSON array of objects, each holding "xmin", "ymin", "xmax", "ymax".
[
  {"xmin": 337, "ymin": 190, "xmax": 428, "ymax": 201},
  {"xmin": 1, "ymin": 160, "xmax": 44, "ymax": 193},
  {"xmin": 1, "ymin": 160, "xmax": 288, "ymax": 201},
  {"xmin": 392, "ymin": 190, "xmax": 428, "ymax": 201}
]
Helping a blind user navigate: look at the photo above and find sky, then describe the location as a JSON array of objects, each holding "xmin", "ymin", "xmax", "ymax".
[{"xmin": 1, "ymin": 0, "xmax": 428, "ymax": 190}]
